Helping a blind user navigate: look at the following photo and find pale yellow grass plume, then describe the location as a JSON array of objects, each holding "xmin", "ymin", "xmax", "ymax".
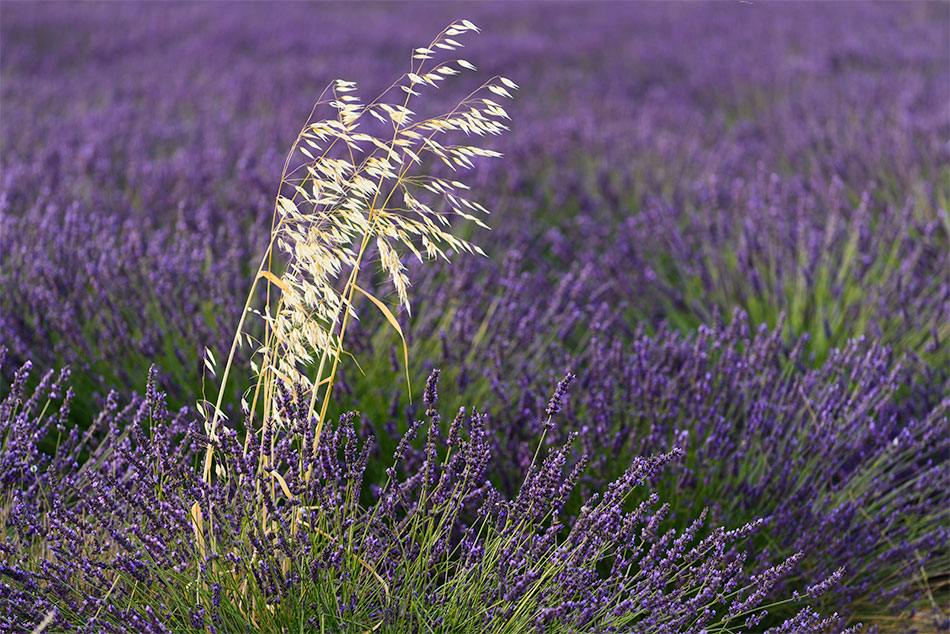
[{"xmin": 202, "ymin": 20, "xmax": 516, "ymax": 481}]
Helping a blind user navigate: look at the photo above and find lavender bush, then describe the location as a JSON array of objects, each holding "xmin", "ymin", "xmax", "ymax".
[
  {"xmin": 2, "ymin": 360, "xmax": 853, "ymax": 633},
  {"xmin": 342, "ymin": 298, "xmax": 948, "ymax": 625}
]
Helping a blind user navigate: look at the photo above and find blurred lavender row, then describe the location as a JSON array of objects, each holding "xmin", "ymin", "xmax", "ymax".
[{"xmin": 2, "ymin": 2, "xmax": 946, "ymax": 399}]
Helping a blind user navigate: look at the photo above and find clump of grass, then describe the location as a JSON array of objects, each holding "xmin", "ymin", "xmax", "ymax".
[
  {"xmin": 189, "ymin": 20, "xmax": 528, "ymax": 622},
  {"xmin": 194, "ymin": 20, "xmax": 522, "ymax": 614}
]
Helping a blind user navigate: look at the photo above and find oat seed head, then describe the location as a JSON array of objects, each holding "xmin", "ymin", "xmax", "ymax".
[{"xmin": 243, "ymin": 20, "xmax": 515, "ymax": 429}]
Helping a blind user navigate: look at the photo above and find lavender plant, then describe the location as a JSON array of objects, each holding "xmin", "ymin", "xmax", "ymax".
[
  {"xmin": 349, "ymin": 284, "xmax": 948, "ymax": 625},
  {"xmin": 1, "ymin": 358, "xmax": 851, "ymax": 633}
]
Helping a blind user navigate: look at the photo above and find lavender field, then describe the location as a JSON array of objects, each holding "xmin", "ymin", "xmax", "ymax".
[{"xmin": 1, "ymin": 2, "xmax": 948, "ymax": 632}]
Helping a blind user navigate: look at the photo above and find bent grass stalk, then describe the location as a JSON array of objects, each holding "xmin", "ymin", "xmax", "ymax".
[{"xmin": 204, "ymin": 20, "xmax": 516, "ymax": 475}]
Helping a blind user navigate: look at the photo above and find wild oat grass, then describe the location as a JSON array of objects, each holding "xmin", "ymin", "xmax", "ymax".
[
  {"xmin": 202, "ymin": 20, "xmax": 518, "ymax": 482},
  {"xmin": 193, "ymin": 18, "xmax": 521, "ymax": 626}
]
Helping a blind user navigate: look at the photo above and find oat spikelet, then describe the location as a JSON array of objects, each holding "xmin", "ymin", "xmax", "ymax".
[{"xmin": 203, "ymin": 20, "xmax": 516, "ymax": 475}]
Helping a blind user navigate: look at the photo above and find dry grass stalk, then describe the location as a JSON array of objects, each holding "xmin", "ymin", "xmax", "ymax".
[{"xmin": 201, "ymin": 20, "xmax": 515, "ymax": 490}]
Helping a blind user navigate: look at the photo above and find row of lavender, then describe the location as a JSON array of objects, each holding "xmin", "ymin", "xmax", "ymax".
[
  {"xmin": 2, "ymin": 1, "xmax": 947, "ymax": 631},
  {"xmin": 2, "ymin": 318, "xmax": 945, "ymax": 630},
  {"xmin": 3, "ymin": 357, "xmax": 865, "ymax": 633},
  {"xmin": 3, "ymin": 2, "xmax": 946, "ymax": 397}
]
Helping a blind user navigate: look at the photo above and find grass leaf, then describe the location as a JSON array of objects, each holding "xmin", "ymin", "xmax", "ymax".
[
  {"xmin": 257, "ymin": 270, "xmax": 290, "ymax": 294},
  {"xmin": 352, "ymin": 283, "xmax": 411, "ymax": 399}
]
